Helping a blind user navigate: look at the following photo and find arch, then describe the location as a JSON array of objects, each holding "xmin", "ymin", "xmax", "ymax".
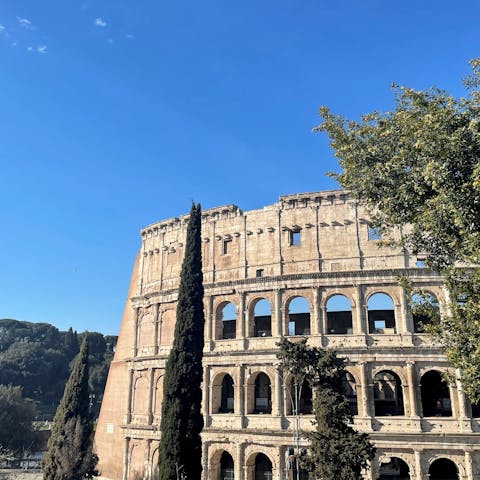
[
  {"xmin": 211, "ymin": 372, "xmax": 235, "ymax": 414},
  {"xmin": 428, "ymin": 458, "xmax": 459, "ymax": 480},
  {"xmin": 287, "ymin": 296, "xmax": 311, "ymax": 336},
  {"xmin": 252, "ymin": 372, "xmax": 272, "ymax": 414},
  {"xmin": 132, "ymin": 375, "xmax": 149, "ymax": 420},
  {"xmin": 151, "ymin": 448, "xmax": 159, "ymax": 480},
  {"xmin": 420, "ymin": 370, "xmax": 452, "ymax": 417},
  {"xmin": 219, "ymin": 451, "xmax": 235, "ymax": 480},
  {"xmin": 373, "ymin": 370, "xmax": 404, "ymax": 416},
  {"xmin": 153, "ymin": 375, "xmax": 164, "ymax": 419},
  {"xmin": 286, "ymin": 378, "xmax": 312, "ymax": 415},
  {"xmin": 342, "ymin": 371, "xmax": 358, "ymax": 416},
  {"xmin": 252, "ymin": 299, "xmax": 272, "ymax": 338},
  {"xmin": 160, "ymin": 309, "xmax": 175, "ymax": 346},
  {"xmin": 326, "ymin": 294, "xmax": 353, "ymax": 334},
  {"xmin": 216, "ymin": 302, "xmax": 236, "ymax": 340},
  {"xmin": 254, "ymin": 453, "xmax": 273, "ymax": 480},
  {"xmin": 411, "ymin": 292, "xmax": 439, "ymax": 333},
  {"xmin": 368, "ymin": 293, "xmax": 396, "ymax": 334},
  {"xmin": 137, "ymin": 312, "xmax": 154, "ymax": 355},
  {"xmin": 378, "ymin": 457, "xmax": 411, "ymax": 479},
  {"xmin": 128, "ymin": 442, "xmax": 145, "ymax": 480}
]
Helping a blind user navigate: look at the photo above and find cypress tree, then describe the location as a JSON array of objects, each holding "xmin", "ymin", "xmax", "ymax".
[
  {"xmin": 158, "ymin": 203, "xmax": 205, "ymax": 480},
  {"xmin": 42, "ymin": 335, "xmax": 98, "ymax": 480}
]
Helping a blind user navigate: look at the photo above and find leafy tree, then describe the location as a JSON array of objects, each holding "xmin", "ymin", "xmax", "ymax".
[
  {"xmin": 64, "ymin": 327, "xmax": 80, "ymax": 361},
  {"xmin": 316, "ymin": 58, "xmax": 480, "ymax": 402},
  {"xmin": 0, "ymin": 385, "xmax": 37, "ymax": 455},
  {"xmin": 42, "ymin": 336, "xmax": 98, "ymax": 480},
  {"xmin": 157, "ymin": 203, "xmax": 205, "ymax": 480},
  {"xmin": 277, "ymin": 339, "xmax": 375, "ymax": 480}
]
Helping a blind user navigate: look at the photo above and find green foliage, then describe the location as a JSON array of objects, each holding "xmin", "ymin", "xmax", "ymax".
[
  {"xmin": 42, "ymin": 336, "xmax": 98, "ymax": 480},
  {"xmin": 158, "ymin": 203, "xmax": 205, "ymax": 480},
  {"xmin": 277, "ymin": 339, "xmax": 375, "ymax": 480},
  {"xmin": 317, "ymin": 58, "xmax": 480, "ymax": 402},
  {"xmin": 0, "ymin": 319, "xmax": 117, "ymax": 416},
  {"xmin": 0, "ymin": 385, "xmax": 37, "ymax": 455}
]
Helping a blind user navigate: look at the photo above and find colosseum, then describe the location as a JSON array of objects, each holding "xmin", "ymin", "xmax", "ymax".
[{"xmin": 95, "ymin": 190, "xmax": 480, "ymax": 480}]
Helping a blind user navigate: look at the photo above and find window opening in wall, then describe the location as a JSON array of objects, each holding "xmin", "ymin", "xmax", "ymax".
[
  {"xmin": 411, "ymin": 292, "xmax": 439, "ymax": 333},
  {"xmin": 367, "ymin": 293, "xmax": 396, "ymax": 334},
  {"xmin": 222, "ymin": 239, "xmax": 231, "ymax": 254},
  {"xmin": 415, "ymin": 258, "xmax": 426, "ymax": 268},
  {"xmin": 220, "ymin": 375, "xmax": 234, "ymax": 413},
  {"xmin": 253, "ymin": 299, "xmax": 272, "ymax": 337},
  {"xmin": 254, "ymin": 453, "xmax": 273, "ymax": 480},
  {"xmin": 220, "ymin": 452, "xmax": 235, "ymax": 480},
  {"xmin": 254, "ymin": 373, "xmax": 272, "ymax": 414},
  {"xmin": 368, "ymin": 225, "xmax": 382, "ymax": 241},
  {"xmin": 378, "ymin": 457, "xmax": 411, "ymax": 480},
  {"xmin": 428, "ymin": 458, "xmax": 459, "ymax": 480},
  {"xmin": 287, "ymin": 379, "xmax": 312, "ymax": 415},
  {"xmin": 287, "ymin": 296, "xmax": 310, "ymax": 336},
  {"xmin": 326, "ymin": 294, "xmax": 353, "ymax": 334},
  {"xmin": 256, "ymin": 269, "xmax": 264, "ymax": 278},
  {"xmin": 221, "ymin": 302, "xmax": 236, "ymax": 340},
  {"xmin": 373, "ymin": 371, "xmax": 404, "ymax": 416},
  {"xmin": 420, "ymin": 370, "xmax": 452, "ymax": 417},
  {"xmin": 290, "ymin": 229, "xmax": 301, "ymax": 246}
]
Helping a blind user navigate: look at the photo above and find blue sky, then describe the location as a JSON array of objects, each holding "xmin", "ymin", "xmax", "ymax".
[{"xmin": 1, "ymin": 1, "xmax": 478, "ymax": 335}]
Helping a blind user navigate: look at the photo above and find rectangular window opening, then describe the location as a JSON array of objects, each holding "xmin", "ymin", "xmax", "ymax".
[
  {"xmin": 256, "ymin": 269, "xmax": 264, "ymax": 278},
  {"xmin": 368, "ymin": 225, "xmax": 382, "ymax": 241},
  {"xmin": 290, "ymin": 230, "xmax": 301, "ymax": 246},
  {"xmin": 222, "ymin": 239, "xmax": 231, "ymax": 255}
]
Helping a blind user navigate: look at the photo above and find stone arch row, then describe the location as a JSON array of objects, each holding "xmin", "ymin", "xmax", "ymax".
[
  {"xmin": 205, "ymin": 366, "xmax": 477, "ymax": 420},
  {"xmin": 126, "ymin": 438, "xmax": 470, "ymax": 480},
  {"xmin": 212, "ymin": 289, "xmax": 441, "ymax": 341}
]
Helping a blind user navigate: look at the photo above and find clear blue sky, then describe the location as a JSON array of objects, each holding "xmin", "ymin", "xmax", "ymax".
[{"xmin": 1, "ymin": 1, "xmax": 478, "ymax": 335}]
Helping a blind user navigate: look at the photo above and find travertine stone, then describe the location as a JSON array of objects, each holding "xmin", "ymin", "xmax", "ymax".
[{"xmin": 95, "ymin": 191, "xmax": 479, "ymax": 480}]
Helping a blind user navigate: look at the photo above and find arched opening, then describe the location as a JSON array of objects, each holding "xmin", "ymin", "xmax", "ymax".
[
  {"xmin": 287, "ymin": 448, "xmax": 310, "ymax": 480},
  {"xmin": 368, "ymin": 293, "xmax": 396, "ymax": 334},
  {"xmin": 342, "ymin": 372, "xmax": 358, "ymax": 416},
  {"xmin": 411, "ymin": 292, "xmax": 439, "ymax": 333},
  {"xmin": 326, "ymin": 294, "xmax": 353, "ymax": 334},
  {"xmin": 420, "ymin": 371, "xmax": 452, "ymax": 417},
  {"xmin": 253, "ymin": 299, "xmax": 272, "ymax": 337},
  {"xmin": 220, "ymin": 302, "xmax": 236, "ymax": 340},
  {"xmin": 378, "ymin": 457, "xmax": 410, "ymax": 479},
  {"xmin": 254, "ymin": 373, "xmax": 272, "ymax": 414},
  {"xmin": 286, "ymin": 379, "xmax": 312, "ymax": 415},
  {"xmin": 220, "ymin": 451, "xmax": 234, "ymax": 480},
  {"xmin": 429, "ymin": 458, "xmax": 459, "ymax": 480},
  {"xmin": 255, "ymin": 453, "xmax": 273, "ymax": 480},
  {"xmin": 220, "ymin": 375, "xmax": 234, "ymax": 413},
  {"xmin": 471, "ymin": 400, "xmax": 480, "ymax": 418},
  {"xmin": 288, "ymin": 297, "xmax": 311, "ymax": 336},
  {"xmin": 374, "ymin": 371, "xmax": 404, "ymax": 416}
]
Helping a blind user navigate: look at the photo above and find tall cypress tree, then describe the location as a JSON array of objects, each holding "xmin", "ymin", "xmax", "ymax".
[
  {"xmin": 42, "ymin": 335, "xmax": 98, "ymax": 480},
  {"xmin": 158, "ymin": 203, "xmax": 205, "ymax": 480}
]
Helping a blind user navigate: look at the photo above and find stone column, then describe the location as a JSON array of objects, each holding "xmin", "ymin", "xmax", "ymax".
[
  {"xmin": 206, "ymin": 295, "xmax": 214, "ymax": 347},
  {"xmin": 153, "ymin": 303, "xmax": 159, "ymax": 355},
  {"xmin": 275, "ymin": 289, "xmax": 283, "ymax": 337},
  {"xmin": 122, "ymin": 437, "xmax": 130, "ymax": 480},
  {"xmin": 203, "ymin": 366, "xmax": 210, "ymax": 422},
  {"xmin": 359, "ymin": 362, "xmax": 372, "ymax": 418},
  {"xmin": 355, "ymin": 285, "xmax": 366, "ymax": 334},
  {"xmin": 465, "ymin": 451, "xmax": 474, "ymax": 480},
  {"xmin": 201, "ymin": 442, "xmax": 209, "ymax": 480},
  {"xmin": 126, "ymin": 368, "xmax": 134, "ymax": 424},
  {"xmin": 238, "ymin": 292, "xmax": 246, "ymax": 339},
  {"xmin": 133, "ymin": 307, "xmax": 140, "ymax": 357},
  {"xmin": 456, "ymin": 369, "xmax": 472, "ymax": 432},
  {"xmin": 414, "ymin": 450, "xmax": 424, "ymax": 480},
  {"xmin": 147, "ymin": 368, "xmax": 154, "ymax": 425},
  {"xmin": 312, "ymin": 287, "xmax": 321, "ymax": 335},
  {"xmin": 398, "ymin": 288, "xmax": 409, "ymax": 334},
  {"xmin": 274, "ymin": 368, "xmax": 284, "ymax": 417},
  {"xmin": 236, "ymin": 443, "xmax": 245, "ymax": 480},
  {"xmin": 406, "ymin": 362, "xmax": 419, "ymax": 418},
  {"xmin": 236, "ymin": 365, "xmax": 245, "ymax": 416}
]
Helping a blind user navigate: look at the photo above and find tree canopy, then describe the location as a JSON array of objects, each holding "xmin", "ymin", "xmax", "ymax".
[
  {"xmin": 316, "ymin": 58, "xmax": 480, "ymax": 402},
  {"xmin": 277, "ymin": 339, "xmax": 375, "ymax": 480}
]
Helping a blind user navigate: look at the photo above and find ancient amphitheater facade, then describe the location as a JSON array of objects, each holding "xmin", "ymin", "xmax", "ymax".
[{"xmin": 95, "ymin": 190, "xmax": 480, "ymax": 480}]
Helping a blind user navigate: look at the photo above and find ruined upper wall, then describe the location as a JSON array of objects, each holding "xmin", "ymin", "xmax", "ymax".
[{"xmin": 137, "ymin": 190, "xmax": 412, "ymax": 296}]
